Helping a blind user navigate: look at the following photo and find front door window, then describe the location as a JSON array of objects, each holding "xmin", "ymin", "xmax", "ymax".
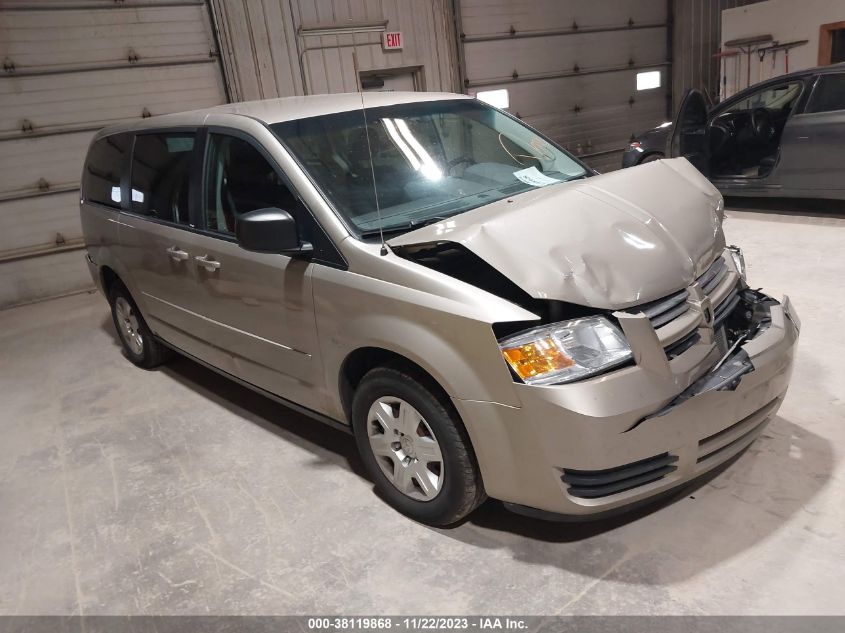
[{"xmin": 203, "ymin": 134, "xmax": 301, "ymax": 236}]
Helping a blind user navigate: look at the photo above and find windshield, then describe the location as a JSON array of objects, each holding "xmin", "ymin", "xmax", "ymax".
[{"xmin": 271, "ymin": 99, "xmax": 589, "ymax": 237}]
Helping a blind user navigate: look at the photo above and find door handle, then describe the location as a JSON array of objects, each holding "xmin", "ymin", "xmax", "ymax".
[
  {"xmin": 166, "ymin": 246, "xmax": 189, "ymax": 261},
  {"xmin": 194, "ymin": 254, "xmax": 221, "ymax": 272}
]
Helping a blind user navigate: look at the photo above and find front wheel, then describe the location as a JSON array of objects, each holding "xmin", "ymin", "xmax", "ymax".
[
  {"xmin": 640, "ymin": 152, "xmax": 664, "ymax": 164},
  {"xmin": 352, "ymin": 366, "xmax": 485, "ymax": 526}
]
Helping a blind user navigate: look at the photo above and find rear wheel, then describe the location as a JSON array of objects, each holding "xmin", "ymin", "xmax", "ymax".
[
  {"xmin": 352, "ymin": 366, "xmax": 485, "ymax": 526},
  {"xmin": 108, "ymin": 282, "xmax": 171, "ymax": 369}
]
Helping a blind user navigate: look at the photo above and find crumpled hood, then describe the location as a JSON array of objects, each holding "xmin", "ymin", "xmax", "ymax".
[{"xmin": 388, "ymin": 158, "xmax": 725, "ymax": 309}]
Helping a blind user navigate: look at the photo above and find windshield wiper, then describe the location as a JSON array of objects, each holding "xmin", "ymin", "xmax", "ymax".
[
  {"xmin": 359, "ymin": 216, "xmax": 449, "ymax": 239},
  {"xmin": 410, "ymin": 215, "xmax": 449, "ymax": 228}
]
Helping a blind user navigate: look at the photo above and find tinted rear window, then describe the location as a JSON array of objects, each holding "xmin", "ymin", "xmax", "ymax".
[
  {"xmin": 83, "ymin": 134, "xmax": 132, "ymax": 208},
  {"xmin": 807, "ymin": 74, "xmax": 845, "ymax": 114},
  {"xmin": 130, "ymin": 133, "xmax": 196, "ymax": 224}
]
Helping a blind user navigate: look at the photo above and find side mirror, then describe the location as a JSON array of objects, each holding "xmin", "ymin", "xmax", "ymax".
[{"xmin": 235, "ymin": 208, "xmax": 313, "ymax": 256}]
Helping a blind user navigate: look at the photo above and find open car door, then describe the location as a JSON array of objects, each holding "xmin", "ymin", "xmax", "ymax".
[{"xmin": 668, "ymin": 89, "xmax": 711, "ymax": 177}]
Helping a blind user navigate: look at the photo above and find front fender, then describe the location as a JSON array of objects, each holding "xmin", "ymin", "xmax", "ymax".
[{"xmin": 312, "ymin": 267, "xmax": 525, "ymax": 421}]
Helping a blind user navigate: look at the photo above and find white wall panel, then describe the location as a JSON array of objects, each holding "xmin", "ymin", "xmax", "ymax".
[
  {"xmin": 0, "ymin": 0, "xmax": 227, "ymax": 307},
  {"xmin": 211, "ymin": 0, "xmax": 458, "ymax": 100},
  {"xmin": 520, "ymin": 77, "xmax": 668, "ymax": 138},
  {"xmin": 721, "ymin": 0, "xmax": 836, "ymax": 97},
  {"xmin": 460, "ymin": 0, "xmax": 666, "ymax": 35},
  {"xmin": 0, "ymin": 250, "xmax": 93, "ymax": 309},
  {"xmin": 458, "ymin": 0, "xmax": 669, "ymax": 172},
  {"xmin": 1, "ymin": 64, "xmax": 225, "ymax": 135},
  {"xmin": 0, "ymin": 4, "xmax": 215, "ymax": 72},
  {"xmin": 0, "ymin": 132, "xmax": 92, "ymax": 199},
  {"xmin": 0, "ymin": 193, "xmax": 82, "ymax": 254},
  {"xmin": 464, "ymin": 29, "xmax": 667, "ymax": 81},
  {"xmin": 0, "ymin": 0, "xmax": 203, "ymax": 6},
  {"xmin": 672, "ymin": 0, "xmax": 765, "ymax": 108}
]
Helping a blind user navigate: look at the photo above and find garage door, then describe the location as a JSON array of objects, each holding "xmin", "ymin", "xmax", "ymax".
[
  {"xmin": 457, "ymin": 0, "xmax": 669, "ymax": 173},
  {"xmin": 0, "ymin": 0, "xmax": 227, "ymax": 308}
]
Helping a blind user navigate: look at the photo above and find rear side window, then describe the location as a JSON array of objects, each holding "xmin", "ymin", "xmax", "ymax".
[
  {"xmin": 83, "ymin": 134, "xmax": 131, "ymax": 208},
  {"xmin": 807, "ymin": 74, "xmax": 845, "ymax": 114},
  {"xmin": 130, "ymin": 133, "xmax": 196, "ymax": 224}
]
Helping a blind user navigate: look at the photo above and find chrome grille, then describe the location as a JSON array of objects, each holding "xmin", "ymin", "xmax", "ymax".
[
  {"xmin": 628, "ymin": 255, "xmax": 740, "ymax": 349},
  {"xmin": 637, "ymin": 288, "xmax": 690, "ymax": 328},
  {"xmin": 698, "ymin": 256, "xmax": 728, "ymax": 295},
  {"xmin": 714, "ymin": 286, "xmax": 741, "ymax": 326}
]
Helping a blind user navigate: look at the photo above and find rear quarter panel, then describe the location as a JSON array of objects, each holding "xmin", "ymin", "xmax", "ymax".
[{"xmin": 79, "ymin": 201, "xmax": 125, "ymax": 296}]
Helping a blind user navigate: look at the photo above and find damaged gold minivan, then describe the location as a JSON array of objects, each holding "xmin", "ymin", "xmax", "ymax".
[{"xmin": 80, "ymin": 93, "xmax": 799, "ymax": 525}]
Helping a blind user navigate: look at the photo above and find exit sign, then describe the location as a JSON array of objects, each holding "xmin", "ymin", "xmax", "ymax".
[{"xmin": 383, "ymin": 31, "xmax": 403, "ymax": 50}]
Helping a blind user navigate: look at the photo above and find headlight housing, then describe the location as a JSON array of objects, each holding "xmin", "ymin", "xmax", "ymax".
[
  {"xmin": 727, "ymin": 245, "xmax": 746, "ymax": 281},
  {"xmin": 498, "ymin": 316, "xmax": 632, "ymax": 386}
]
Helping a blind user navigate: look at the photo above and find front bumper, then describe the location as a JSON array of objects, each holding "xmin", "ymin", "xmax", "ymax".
[{"xmin": 453, "ymin": 294, "xmax": 799, "ymax": 518}]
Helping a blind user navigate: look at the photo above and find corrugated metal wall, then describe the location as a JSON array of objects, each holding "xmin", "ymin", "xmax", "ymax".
[
  {"xmin": 0, "ymin": 0, "xmax": 227, "ymax": 308},
  {"xmin": 671, "ymin": 0, "xmax": 766, "ymax": 108},
  {"xmin": 210, "ymin": 0, "xmax": 459, "ymax": 100},
  {"xmin": 0, "ymin": 0, "xmax": 774, "ymax": 308},
  {"xmin": 456, "ymin": 0, "xmax": 670, "ymax": 173}
]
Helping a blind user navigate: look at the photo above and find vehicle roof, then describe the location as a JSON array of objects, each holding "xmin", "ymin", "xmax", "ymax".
[
  {"xmin": 705, "ymin": 62, "xmax": 845, "ymax": 111},
  {"xmin": 210, "ymin": 91, "xmax": 471, "ymax": 122},
  {"xmin": 750, "ymin": 61, "xmax": 845, "ymax": 86},
  {"xmin": 791, "ymin": 61, "xmax": 845, "ymax": 77},
  {"xmin": 95, "ymin": 91, "xmax": 472, "ymax": 138}
]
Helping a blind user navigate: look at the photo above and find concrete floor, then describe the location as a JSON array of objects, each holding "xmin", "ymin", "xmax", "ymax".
[{"xmin": 1, "ymin": 204, "xmax": 844, "ymax": 615}]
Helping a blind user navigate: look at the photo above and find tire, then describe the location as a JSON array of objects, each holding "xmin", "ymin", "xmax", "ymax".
[
  {"xmin": 108, "ymin": 281, "xmax": 171, "ymax": 369},
  {"xmin": 352, "ymin": 365, "xmax": 486, "ymax": 526},
  {"xmin": 640, "ymin": 152, "xmax": 664, "ymax": 164}
]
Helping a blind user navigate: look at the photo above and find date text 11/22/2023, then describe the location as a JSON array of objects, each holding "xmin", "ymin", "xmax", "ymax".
[{"xmin": 306, "ymin": 616, "xmax": 529, "ymax": 630}]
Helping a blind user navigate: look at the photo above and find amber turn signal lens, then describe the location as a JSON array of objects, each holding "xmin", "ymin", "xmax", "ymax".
[{"xmin": 501, "ymin": 337, "xmax": 574, "ymax": 381}]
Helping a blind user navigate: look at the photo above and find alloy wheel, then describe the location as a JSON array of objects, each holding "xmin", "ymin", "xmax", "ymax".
[{"xmin": 115, "ymin": 296, "xmax": 144, "ymax": 356}]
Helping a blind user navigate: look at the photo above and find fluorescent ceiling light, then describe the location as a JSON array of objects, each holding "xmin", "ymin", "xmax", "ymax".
[
  {"xmin": 394, "ymin": 118, "xmax": 442, "ymax": 180},
  {"xmin": 382, "ymin": 118, "xmax": 421, "ymax": 170}
]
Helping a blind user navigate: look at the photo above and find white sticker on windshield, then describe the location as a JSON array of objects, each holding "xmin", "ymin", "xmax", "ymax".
[{"xmin": 513, "ymin": 166, "xmax": 561, "ymax": 188}]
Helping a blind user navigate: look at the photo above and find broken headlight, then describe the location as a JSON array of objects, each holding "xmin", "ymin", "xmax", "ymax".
[
  {"xmin": 727, "ymin": 245, "xmax": 746, "ymax": 282},
  {"xmin": 499, "ymin": 316, "xmax": 632, "ymax": 385}
]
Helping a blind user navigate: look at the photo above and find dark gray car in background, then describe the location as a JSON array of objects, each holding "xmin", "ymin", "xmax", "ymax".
[{"xmin": 622, "ymin": 63, "xmax": 845, "ymax": 200}]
